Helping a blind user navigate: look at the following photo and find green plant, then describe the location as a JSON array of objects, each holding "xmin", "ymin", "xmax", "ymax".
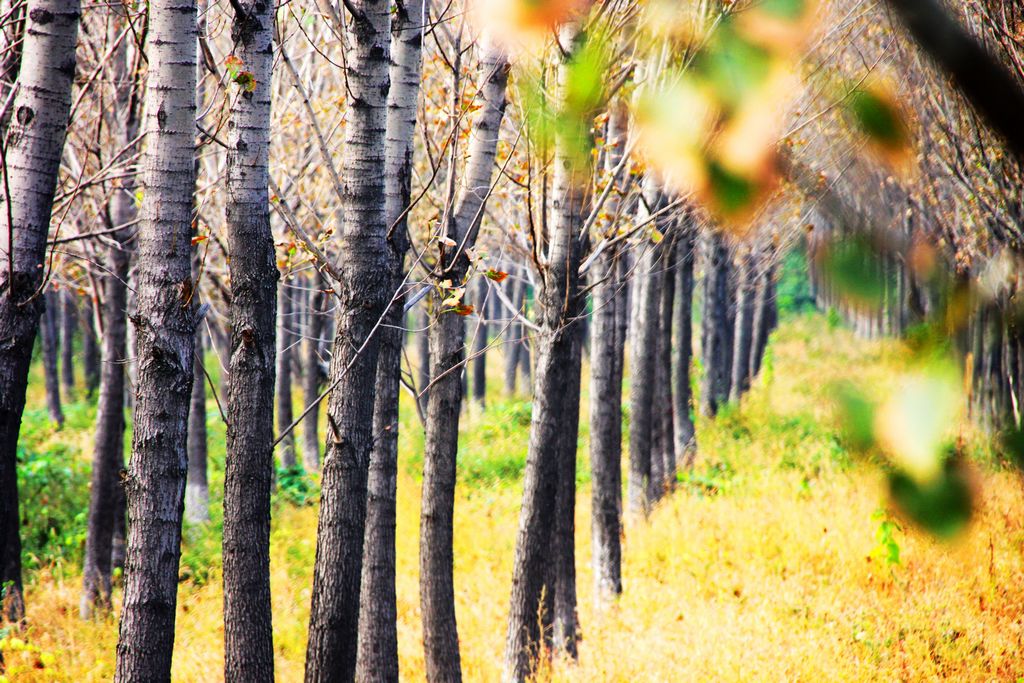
[
  {"xmin": 871, "ymin": 509, "xmax": 902, "ymax": 566},
  {"xmin": 276, "ymin": 464, "xmax": 318, "ymax": 506},
  {"xmin": 16, "ymin": 441, "xmax": 90, "ymax": 578}
]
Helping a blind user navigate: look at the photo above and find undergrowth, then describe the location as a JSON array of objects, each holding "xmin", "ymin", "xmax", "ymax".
[{"xmin": 3, "ymin": 314, "xmax": 1024, "ymax": 682}]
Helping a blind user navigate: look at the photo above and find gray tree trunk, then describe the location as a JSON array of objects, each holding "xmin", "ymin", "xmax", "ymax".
[
  {"xmin": 699, "ymin": 232, "xmax": 731, "ymax": 417},
  {"xmin": 503, "ymin": 23, "xmax": 587, "ymax": 682},
  {"xmin": 655, "ymin": 233, "xmax": 677, "ymax": 493},
  {"xmin": 61, "ymin": 290, "xmax": 76, "ymax": 393},
  {"xmin": 221, "ymin": 2, "xmax": 277, "ymax": 676},
  {"xmin": 304, "ymin": 0, "xmax": 392, "ymax": 678},
  {"xmin": 587, "ymin": 98, "xmax": 628, "ymax": 604},
  {"xmin": 416, "ymin": 301, "xmax": 431, "ymax": 398},
  {"xmin": 672, "ymin": 218, "xmax": 697, "ymax": 466},
  {"xmin": 82, "ymin": 296, "xmax": 99, "ymax": 397},
  {"xmin": 627, "ymin": 184, "xmax": 665, "ymax": 516},
  {"xmin": 503, "ymin": 270, "xmax": 527, "ymax": 395},
  {"xmin": 185, "ymin": 249, "xmax": 209, "ymax": 524},
  {"xmin": 356, "ymin": 0, "xmax": 423, "ymax": 678},
  {"xmin": 303, "ymin": 271, "xmax": 327, "ymax": 471},
  {"xmin": 276, "ymin": 280, "xmax": 297, "ymax": 469},
  {"xmin": 470, "ymin": 276, "xmax": 488, "ymax": 407},
  {"xmin": 420, "ymin": 39, "xmax": 509, "ymax": 683},
  {"xmin": 113, "ymin": 0, "xmax": 197, "ymax": 675},
  {"xmin": 729, "ymin": 249, "xmax": 755, "ymax": 403},
  {"xmin": 0, "ymin": 0, "xmax": 79, "ymax": 623},
  {"xmin": 82, "ymin": 2, "xmax": 138, "ymax": 614},
  {"xmin": 40, "ymin": 289, "xmax": 65, "ymax": 426}
]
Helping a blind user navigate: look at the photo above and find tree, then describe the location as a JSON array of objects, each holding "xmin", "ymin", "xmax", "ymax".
[
  {"xmin": 221, "ymin": 0, "xmax": 277, "ymax": 678},
  {"xmin": 0, "ymin": 0, "xmax": 80, "ymax": 623},
  {"xmin": 587, "ymin": 98, "xmax": 628, "ymax": 603},
  {"xmin": 304, "ymin": 0, "xmax": 392, "ymax": 677},
  {"xmin": 503, "ymin": 20, "xmax": 590, "ymax": 681},
  {"xmin": 40, "ymin": 287, "xmax": 65, "ymax": 426},
  {"xmin": 356, "ymin": 0, "xmax": 424, "ymax": 678},
  {"xmin": 114, "ymin": 0, "xmax": 197, "ymax": 675},
  {"xmin": 627, "ymin": 183, "xmax": 665, "ymax": 515},
  {"xmin": 672, "ymin": 215, "xmax": 697, "ymax": 464},
  {"xmin": 303, "ymin": 270, "xmax": 327, "ymax": 472},
  {"xmin": 420, "ymin": 37, "xmax": 510, "ymax": 681},
  {"xmin": 79, "ymin": 7, "xmax": 141, "ymax": 608},
  {"xmin": 276, "ymin": 279, "xmax": 297, "ymax": 469}
]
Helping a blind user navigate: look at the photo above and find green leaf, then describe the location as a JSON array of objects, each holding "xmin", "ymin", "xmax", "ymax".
[
  {"xmin": 706, "ymin": 160, "xmax": 757, "ymax": 216},
  {"xmin": 821, "ymin": 236, "xmax": 886, "ymax": 307},
  {"xmin": 888, "ymin": 459, "xmax": 972, "ymax": 539},
  {"xmin": 848, "ymin": 86, "xmax": 908, "ymax": 150},
  {"xmin": 759, "ymin": 0, "xmax": 807, "ymax": 19},
  {"xmin": 833, "ymin": 381, "xmax": 875, "ymax": 451},
  {"xmin": 694, "ymin": 22, "xmax": 773, "ymax": 110}
]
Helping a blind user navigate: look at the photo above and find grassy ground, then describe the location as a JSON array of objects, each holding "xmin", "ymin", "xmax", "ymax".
[{"xmin": 3, "ymin": 314, "xmax": 1024, "ymax": 681}]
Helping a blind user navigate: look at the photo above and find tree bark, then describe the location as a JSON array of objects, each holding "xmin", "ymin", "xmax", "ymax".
[
  {"xmin": 729, "ymin": 249, "xmax": 755, "ymax": 403},
  {"xmin": 420, "ymin": 39, "xmax": 509, "ymax": 682},
  {"xmin": 503, "ymin": 269, "xmax": 527, "ymax": 395},
  {"xmin": 627, "ymin": 183, "xmax": 664, "ymax": 516},
  {"xmin": 40, "ymin": 289, "xmax": 65, "ymax": 426},
  {"xmin": 61, "ymin": 290, "xmax": 77, "ymax": 393},
  {"xmin": 303, "ymin": 271, "xmax": 327, "ymax": 472},
  {"xmin": 587, "ymin": 98, "xmax": 628, "ymax": 605},
  {"xmin": 356, "ymin": 0, "xmax": 423, "ymax": 677},
  {"xmin": 222, "ymin": 1, "xmax": 277, "ymax": 676},
  {"xmin": 699, "ymin": 232, "xmax": 731, "ymax": 417},
  {"xmin": 185, "ymin": 295, "xmax": 209, "ymax": 524},
  {"xmin": 82, "ymin": 294, "xmax": 99, "ymax": 397},
  {"xmin": 80, "ymin": 18, "xmax": 140, "ymax": 611},
  {"xmin": 470, "ymin": 275, "xmax": 488, "ymax": 407},
  {"xmin": 276, "ymin": 280, "xmax": 297, "ymax": 469},
  {"xmin": 672, "ymin": 218, "xmax": 697, "ymax": 466},
  {"xmin": 114, "ymin": 0, "xmax": 197, "ymax": 675},
  {"xmin": 304, "ymin": 0, "xmax": 391, "ymax": 678},
  {"xmin": 0, "ymin": 0, "xmax": 79, "ymax": 623},
  {"xmin": 655, "ymin": 233, "xmax": 677, "ymax": 492},
  {"xmin": 503, "ymin": 22, "xmax": 587, "ymax": 682}
]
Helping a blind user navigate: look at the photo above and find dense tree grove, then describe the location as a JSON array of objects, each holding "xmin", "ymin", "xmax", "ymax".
[{"xmin": 2, "ymin": 0, "xmax": 1024, "ymax": 679}]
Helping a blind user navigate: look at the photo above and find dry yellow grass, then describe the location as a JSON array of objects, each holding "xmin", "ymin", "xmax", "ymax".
[{"xmin": 3, "ymin": 315, "xmax": 1024, "ymax": 681}]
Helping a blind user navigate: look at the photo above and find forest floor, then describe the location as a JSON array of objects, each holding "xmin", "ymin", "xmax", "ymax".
[{"xmin": 4, "ymin": 314, "xmax": 1024, "ymax": 681}]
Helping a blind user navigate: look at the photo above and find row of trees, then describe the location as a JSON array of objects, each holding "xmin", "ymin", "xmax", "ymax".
[{"xmin": 3, "ymin": 0, "xmax": 1024, "ymax": 680}]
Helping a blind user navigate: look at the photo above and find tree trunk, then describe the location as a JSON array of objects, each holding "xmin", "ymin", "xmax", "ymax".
[
  {"xmin": 504, "ymin": 270, "xmax": 526, "ymax": 395},
  {"xmin": 81, "ymin": 12, "xmax": 137, "ymax": 610},
  {"xmin": 550, "ymin": 321, "xmax": 582, "ymax": 656},
  {"xmin": 655, "ymin": 233, "xmax": 677, "ymax": 492},
  {"xmin": 420, "ymin": 39, "xmax": 509, "ymax": 682},
  {"xmin": 303, "ymin": 271, "xmax": 327, "ymax": 471},
  {"xmin": 417, "ymin": 301, "xmax": 431, "ymax": 410},
  {"xmin": 0, "ymin": 0, "xmax": 79, "ymax": 623},
  {"xmin": 185, "ymin": 324, "xmax": 209, "ymax": 523},
  {"xmin": 699, "ymin": 232, "xmax": 730, "ymax": 417},
  {"xmin": 673, "ymin": 218, "xmax": 697, "ymax": 466},
  {"xmin": 470, "ymin": 276, "xmax": 488, "ymax": 407},
  {"xmin": 82, "ymin": 295, "xmax": 99, "ymax": 397},
  {"xmin": 81, "ymin": 232, "xmax": 131, "ymax": 617},
  {"xmin": 627, "ymin": 184, "xmax": 664, "ymax": 516},
  {"xmin": 503, "ymin": 22, "xmax": 587, "ymax": 682},
  {"xmin": 729, "ymin": 249, "xmax": 755, "ymax": 403},
  {"xmin": 276, "ymin": 280, "xmax": 297, "ymax": 469},
  {"xmin": 114, "ymin": 0, "xmax": 197, "ymax": 675},
  {"xmin": 41, "ymin": 289, "xmax": 65, "ymax": 426},
  {"xmin": 356, "ymin": 0, "xmax": 423, "ymax": 677},
  {"xmin": 221, "ymin": 2, "xmax": 277, "ymax": 676},
  {"xmin": 61, "ymin": 290, "xmax": 77, "ymax": 393},
  {"xmin": 304, "ymin": 0, "xmax": 391, "ymax": 678},
  {"xmin": 587, "ymin": 97, "xmax": 628, "ymax": 605}
]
